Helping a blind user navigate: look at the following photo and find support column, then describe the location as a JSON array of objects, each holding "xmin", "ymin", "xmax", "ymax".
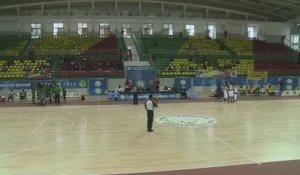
[
  {"xmin": 67, "ymin": 2, "xmax": 71, "ymax": 15},
  {"xmin": 115, "ymin": 1, "xmax": 118, "ymax": 16},
  {"xmin": 206, "ymin": 8, "xmax": 209, "ymax": 19},
  {"xmin": 41, "ymin": 4, "xmax": 44, "ymax": 16},
  {"xmin": 17, "ymin": 6, "xmax": 20, "ymax": 16},
  {"xmin": 92, "ymin": 0, "xmax": 95, "ymax": 10},
  {"xmin": 138, "ymin": 1, "xmax": 142, "ymax": 16},
  {"xmin": 226, "ymin": 11, "xmax": 229, "ymax": 19},
  {"xmin": 183, "ymin": 5, "xmax": 186, "ymax": 17},
  {"xmin": 161, "ymin": 3, "xmax": 164, "ymax": 17}
]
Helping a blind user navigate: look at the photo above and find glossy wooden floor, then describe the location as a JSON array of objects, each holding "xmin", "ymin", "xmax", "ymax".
[{"xmin": 0, "ymin": 99, "xmax": 300, "ymax": 175}]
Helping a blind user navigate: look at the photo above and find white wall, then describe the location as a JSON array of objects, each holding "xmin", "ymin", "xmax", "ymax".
[
  {"xmin": 262, "ymin": 22, "xmax": 290, "ymax": 42},
  {"xmin": 0, "ymin": 16, "xmax": 290, "ymax": 38},
  {"xmin": 107, "ymin": 77, "xmax": 176, "ymax": 91},
  {"xmin": 159, "ymin": 78, "xmax": 174, "ymax": 91},
  {"xmin": 107, "ymin": 78, "xmax": 125, "ymax": 91}
]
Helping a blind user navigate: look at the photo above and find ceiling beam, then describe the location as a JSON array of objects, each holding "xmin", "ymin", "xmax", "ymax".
[
  {"xmin": 204, "ymin": 0, "xmax": 288, "ymax": 20},
  {"xmin": 264, "ymin": 0, "xmax": 300, "ymax": 10},
  {"xmin": 0, "ymin": 0, "xmax": 290, "ymax": 21}
]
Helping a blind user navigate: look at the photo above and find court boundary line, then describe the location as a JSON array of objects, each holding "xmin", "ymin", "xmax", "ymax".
[
  {"xmin": 0, "ymin": 112, "xmax": 87, "ymax": 158},
  {"xmin": 105, "ymin": 162, "xmax": 257, "ymax": 175},
  {"xmin": 106, "ymin": 159, "xmax": 300, "ymax": 175},
  {"xmin": 159, "ymin": 104, "xmax": 261, "ymax": 165},
  {"xmin": 42, "ymin": 118, "xmax": 75, "ymax": 131},
  {"xmin": 29, "ymin": 116, "xmax": 48, "ymax": 135},
  {"xmin": 197, "ymin": 128, "xmax": 261, "ymax": 165}
]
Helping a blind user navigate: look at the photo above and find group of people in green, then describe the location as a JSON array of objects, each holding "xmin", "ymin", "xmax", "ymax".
[{"xmin": 32, "ymin": 82, "xmax": 67, "ymax": 105}]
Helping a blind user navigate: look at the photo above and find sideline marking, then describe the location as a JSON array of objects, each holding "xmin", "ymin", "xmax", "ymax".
[
  {"xmin": 0, "ymin": 112, "xmax": 87, "ymax": 158},
  {"xmin": 160, "ymin": 104, "xmax": 261, "ymax": 165},
  {"xmin": 29, "ymin": 117, "xmax": 48, "ymax": 135}
]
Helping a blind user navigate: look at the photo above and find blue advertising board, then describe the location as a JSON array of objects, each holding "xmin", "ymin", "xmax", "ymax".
[
  {"xmin": 0, "ymin": 79, "xmax": 88, "ymax": 90},
  {"xmin": 174, "ymin": 78, "xmax": 192, "ymax": 90},
  {"xmin": 88, "ymin": 78, "xmax": 107, "ymax": 95},
  {"xmin": 281, "ymin": 77, "xmax": 298, "ymax": 91},
  {"xmin": 193, "ymin": 76, "xmax": 282, "ymax": 86},
  {"xmin": 126, "ymin": 66, "xmax": 156, "ymax": 87},
  {"xmin": 119, "ymin": 92, "xmax": 181, "ymax": 101}
]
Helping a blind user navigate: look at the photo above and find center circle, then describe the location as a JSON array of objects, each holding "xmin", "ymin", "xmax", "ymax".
[{"xmin": 155, "ymin": 114, "xmax": 216, "ymax": 127}]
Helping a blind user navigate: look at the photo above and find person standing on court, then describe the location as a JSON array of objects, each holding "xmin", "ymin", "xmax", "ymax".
[
  {"xmin": 53, "ymin": 84, "xmax": 61, "ymax": 104},
  {"xmin": 133, "ymin": 86, "xmax": 138, "ymax": 105},
  {"xmin": 61, "ymin": 84, "xmax": 67, "ymax": 103},
  {"xmin": 144, "ymin": 95, "xmax": 158, "ymax": 132}
]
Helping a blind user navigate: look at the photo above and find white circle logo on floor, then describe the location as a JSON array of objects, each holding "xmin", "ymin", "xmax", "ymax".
[{"xmin": 155, "ymin": 114, "xmax": 216, "ymax": 127}]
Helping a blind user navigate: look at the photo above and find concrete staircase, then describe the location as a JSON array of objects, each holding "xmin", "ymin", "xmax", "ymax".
[{"xmin": 123, "ymin": 33, "xmax": 141, "ymax": 62}]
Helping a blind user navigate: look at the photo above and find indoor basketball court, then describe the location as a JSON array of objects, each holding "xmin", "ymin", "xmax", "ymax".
[{"xmin": 0, "ymin": 99, "xmax": 299, "ymax": 175}]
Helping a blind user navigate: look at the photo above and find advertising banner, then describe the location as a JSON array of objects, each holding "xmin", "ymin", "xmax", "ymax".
[
  {"xmin": 0, "ymin": 79, "xmax": 88, "ymax": 90},
  {"xmin": 174, "ymin": 78, "xmax": 191, "ymax": 90},
  {"xmin": 247, "ymin": 71, "xmax": 268, "ymax": 80},
  {"xmin": 88, "ymin": 78, "xmax": 107, "ymax": 95},
  {"xmin": 119, "ymin": 92, "xmax": 181, "ymax": 101},
  {"xmin": 193, "ymin": 76, "xmax": 281, "ymax": 86},
  {"xmin": 126, "ymin": 66, "xmax": 156, "ymax": 87}
]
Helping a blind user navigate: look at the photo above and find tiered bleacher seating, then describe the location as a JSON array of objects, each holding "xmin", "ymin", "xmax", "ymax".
[
  {"xmin": 218, "ymin": 59, "xmax": 253, "ymax": 75},
  {"xmin": 180, "ymin": 37, "xmax": 227, "ymax": 55},
  {"xmin": 252, "ymin": 40, "xmax": 300, "ymax": 75},
  {"xmin": 154, "ymin": 57, "xmax": 168, "ymax": 70},
  {"xmin": 54, "ymin": 35, "xmax": 123, "ymax": 77},
  {"xmin": 58, "ymin": 69, "xmax": 123, "ymax": 78},
  {"xmin": 140, "ymin": 36, "xmax": 187, "ymax": 71},
  {"xmin": 84, "ymin": 36, "xmax": 120, "ymax": 60},
  {"xmin": 34, "ymin": 35, "xmax": 103, "ymax": 55},
  {"xmin": 160, "ymin": 58, "xmax": 200, "ymax": 76},
  {"xmin": 254, "ymin": 60, "xmax": 300, "ymax": 75},
  {"xmin": 237, "ymin": 60, "xmax": 253, "ymax": 75},
  {"xmin": 221, "ymin": 38, "xmax": 252, "ymax": 56},
  {"xmin": 253, "ymin": 40, "xmax": 293, "ymax": 60},
  {"xmin": 0, "ymin": 36, "xmax": 29, "ymax": 56},
  {"xmin": 85, "ymin": 35, "xmax": 117, "ymax": 50},
  {"xmin": 141, "ymin": 36, "xmax": 187, "ymax": 60},
  {"xmin": 0, "ymin": 59, "xmax": 51, "ymax": 79},
  {"xmin": 141, "ymin": 37, "xmax": 187, "ymax": 55},
  {"xmin": 57, "ymin": 59, "xmax": 123, "ymax": 78}
]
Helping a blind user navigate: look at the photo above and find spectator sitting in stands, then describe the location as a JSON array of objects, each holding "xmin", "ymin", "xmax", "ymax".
[
  {"xmin": 245, "ymin": 86, "xmax": 249, "ymax": 96},
  {"xmin": 172, "ymin": 84, "xmax": 178, "ymax": 92},
  {"xmin": 267, "ymin": 85, "xmax": 275, "ymax": 96},
  {"xmin": 259, "ymin": 86, "xmax": 265, "ymax": 96},
  {"xmin": 107, "ymin": 91, "xmax": 114, "ymax": 100},
  {"xmin": 2, "ymin": 62, "xmax": 8, "ymax": 72},
  {"xmin": 7, "ymin": 89, "xmax": 16, "ymax": 102},
  {"xmin": 125, "ymin": 79, "xmax": 130, "ymax": 86},
  {"xmin": 137, "ymin": 86, "xmax": 143, "ymax": 92},
  {"xmin": 83, "ymin": 57, "xmax": 88, "ymax": 63},
  {"xmin": 163, "ymin": 86, "xmax": 168, "ymax": 91},
  {"xmin": 248, "ymin": 86, "xmax": 255, "ymax": 95},
  {"xmin": 254, "ymin": 86, "xmax": 261, "ymax": 96},
  {"xmin": 113, "ymin": 90, "xmax": 120, "ymax": 101},
  {"xmin": 7, "ymin": 59, "xmax": 14, "ymax": 66},
  {"xmin": 19, "ymin": 89, "xmax": 27, "ymax": 102},
  {"xmin": 238, "ymin": 86, "xmax": 246, "ymax": 96},
  {"xmin": 81, "ymin": 94, "xmax": 85, "ymax": 101},
  {"xmin": 70, "ymin": 60, "xmax": 75, "ymax": 70},
  {"xmin": 166, "ymin": 65, "xmax": 173, "ymax": 71},
  {"xmin": 117, "ymin": 85, "xmax": 124, "ymax": 93},
  {"xmin": 224, "ymin": 30, "xmax": 228, "ymax": 38},
  {"xmin": 124, "ymin": 85, "xmax": 131, "ymax": 93},
  {"xmin": 155, "ymin": 79, "xmax": 160, "ymax": 92},
  {"xmin": 24, "ymin": 64, "xmax": 30, "ymax": 71}
]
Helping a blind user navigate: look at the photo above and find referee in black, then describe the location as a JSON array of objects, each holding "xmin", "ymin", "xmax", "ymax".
[{"xmin": 144, "ymin": 95, "xmax": 157, "ymax": 132}]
